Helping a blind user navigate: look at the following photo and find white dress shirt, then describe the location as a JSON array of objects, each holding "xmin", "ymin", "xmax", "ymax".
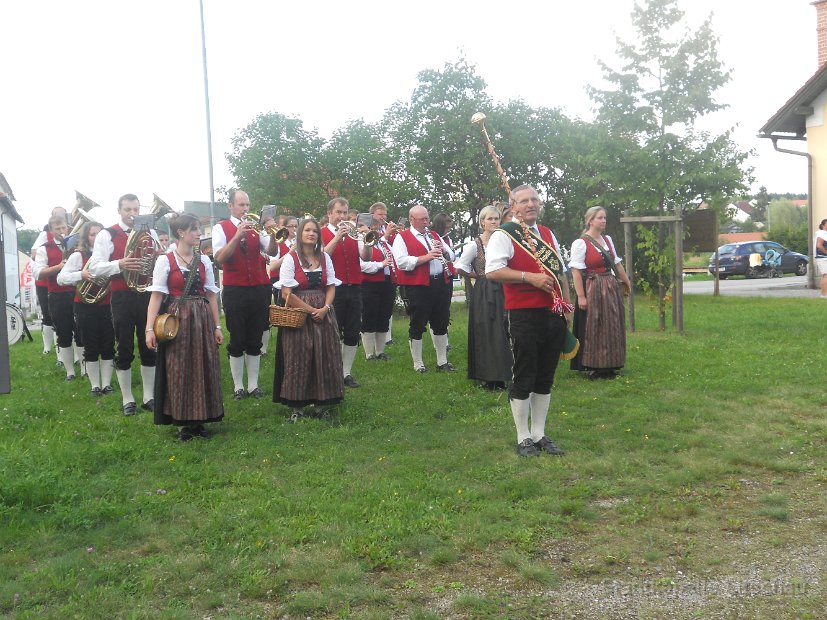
[
  {"xmin": 391, "ymin": 229, "xmax": 455, "ymax": 277},
  {"xmin": 485, "ymin": 225, "xmax": 565, "ymax": 274},
  {"xmin": 568, "ymin": 236, "xmax": 622, "ymax": 270},
  {"xmin": 56, "ymin": 251, "xmax": 85, "ymax": 287}
]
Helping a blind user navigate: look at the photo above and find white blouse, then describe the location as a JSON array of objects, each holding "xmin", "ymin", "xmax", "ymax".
[
  {"xmin": 568, "ymin": 235, "xmax": 622, "ymax": 270},
  {"xmin": 275, "ymin": 252, "xmax": 340, "ymax": 289},
  {"xmin": 146, "ymin": 254, "xmax": 219, "ymax": 295}
]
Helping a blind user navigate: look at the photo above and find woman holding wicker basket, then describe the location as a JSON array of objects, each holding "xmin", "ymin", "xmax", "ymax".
[
  {"xmin": 145, "ymin": 213, "xmax": 224, "ymax": 441},
  {"xmin": 272, "ymin": 217, "xmax": 344, "ymax": 419}
]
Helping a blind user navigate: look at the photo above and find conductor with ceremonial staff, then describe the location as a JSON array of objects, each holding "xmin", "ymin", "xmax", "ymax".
[
  {"xmin": 212, "ymin": 189, "xmax": 271, "ymax": 400},
  {"xmin": 391, "ymin": 204, "xmax": 456, "ymax": 373},
  {"xmin": 486, "ymin": 185, "xmax": 573, "ymax": 457},
  {"xmin": 89, "ymin": 194, "xmax": 156, "ymax": 415}
]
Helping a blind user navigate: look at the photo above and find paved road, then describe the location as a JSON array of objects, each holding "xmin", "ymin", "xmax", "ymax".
[{"xmin": 682, "ymin": 275, "xmax": 821, "ymax": 298}]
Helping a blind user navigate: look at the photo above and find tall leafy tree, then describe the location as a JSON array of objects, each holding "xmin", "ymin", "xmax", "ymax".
[{"xmin": 588, "ymin": 0, "xmax": 751, "ymax": 327}]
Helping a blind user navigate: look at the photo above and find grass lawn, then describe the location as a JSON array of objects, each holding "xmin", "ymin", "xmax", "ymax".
[{"xmin": 1, "ymin": 296, "xmax": 825, "ymax": 618}]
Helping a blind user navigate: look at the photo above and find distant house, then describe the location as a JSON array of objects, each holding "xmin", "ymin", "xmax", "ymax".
[
  {"xmin": 718, "ymin": 232, "xmax": 766, "ymax": 245},
  {"xmin": 758, "ymin": 0, "xmax": 827, "ymax": 286}
]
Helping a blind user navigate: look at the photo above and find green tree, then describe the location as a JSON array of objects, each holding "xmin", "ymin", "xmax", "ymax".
[
  {"xmin": 17, "ymin": 229, "xmax": 41, "ymax": 255},
  {"xmin": 588, "ymin": 0, "xmax": 751, "ymax": 328},
  {"xmin": 752, "ymin": 186, "xmax": 769, "ymax": 223}
]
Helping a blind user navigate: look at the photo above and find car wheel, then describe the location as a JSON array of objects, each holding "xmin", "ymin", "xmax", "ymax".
[
  {"xmin": 795, "ymin": 260, "xmax": 807, "ymax": 276},
  {"xmin": 746, "ymin": 267, "xmax": 758, "ymax": 279}
]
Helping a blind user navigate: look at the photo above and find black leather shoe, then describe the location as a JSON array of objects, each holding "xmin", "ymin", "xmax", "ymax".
[
  {"xmin": 366, "ymin": 355, "xmax": 377, "ymax": 361},
  {"xmin": 385, "ymin": 339, "xmax": 394, "ymax": 346},
  {"xmin": 233, "ymin": 389, "xmax": 246, "ymax": 401},
  {"xmin": 91, "ymin": 387, "xmax": 102, "ymax": 397},
  {"xmin": 534, "ymin": 436, "xmax": 565, "ymax": 456},
  {"xmin": 64, "ymin": 374, "xmax": 76, "ymax": 382},
  {"xmin": 123, "ymin": 402, "xmax": 137, "ymax": 416},
  {"xmin": 193, "ymin": 424, "xmax": 208, "ymax": 438},
  {"xmin": 248, "ymin": 387, "xmax": 264, "ymax": 398},
  {"xmin": 516, "ymin": 438, "xmax": 540, "ymax": 457},
  {"xmin": 415, "ymin": 366, "xmax": 428, "ymax": 374},
  {"xmin": 142, "ymin": 399, "xmax": 154, "ymax": 411},
  {"xmin": 101, "ymin": 385, "xmax": 114, "ymax": 395},
  {"xmin": 178, "ymin": 427, "xmax": 194, "ymax": 442},
  {"xmin": 343, "ymin": 375, "xmax": 361, "ymax": 388},
  {"xmin": 375, "ymin": 353, "xmax": 391, "ymax": 361},
  {"xmin": 436, "ymin": 362, "xmax": 456, "ymax": 373}
]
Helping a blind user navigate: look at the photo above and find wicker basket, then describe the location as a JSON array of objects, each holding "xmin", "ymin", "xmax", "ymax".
[{"xmin": 269, "ymin": 291, "xmax": 307, "ymax": 328}]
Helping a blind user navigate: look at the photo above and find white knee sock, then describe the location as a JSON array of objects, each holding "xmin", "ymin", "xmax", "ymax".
[
  {"xmin": 86, "ymin": 360, "xmax": 101, "ymax": 390},
  {"xmin": 116, "ymin": 368, "xmax": 134, "ymax": 405},
  {"xmin": 260, "ymin": 329, "xmax": 270, "ymax": 355},
  {"xmin": 42, "ymin": 325, "xmax": 54, "ymax": 353},
  {"xmin": 385, "ymin": 317, "xmax": 393, "ymax": 343},
  {"xmin": 409, "ymin": 338, "xmax": 424, "ymax": 370},
  {"xmin": 229, "ymin": 355, "xmax": 245, "ymax": 392},
  {"xmin": 245, "ymin": 354, "xmax": 261, "ymax": 391},
  {"xmin": 100, "ymin": 359, "xmax": 114, "ymax": 389},
  {"xmin": 140, "ymin": 366, "xmax": 155, "ymax": 404},
  {"xmin": 374, "ymin": 333, "xmax": 386, "ymax": 356},
  {"xmin": 361, "ymin": 332, "xmax": 376, "ymax": 359},
  {"xmin": 58, "ymin": 347, "xmax": 75, "ymax": 378},
  {"xmin": 432, "ymin": 333, "xmax": 448, "ymax": 366},
  {"xmin": 529, "ymin": 392, "xmax": 551, "ymax": 442},
  {"xmin": 342, "ymin": 344, "xmax": 357, "ymax": 377},
  {"xmin": 73, "ymin": 343, "xmax": 82, "ymax": 365},
  {"xmin": 510, "ymin": 397, "xmax": 531, "ymax": 443}
]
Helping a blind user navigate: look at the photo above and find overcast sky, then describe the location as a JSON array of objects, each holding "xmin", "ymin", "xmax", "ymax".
[{"xmin": 2, "ymin": 0, "xmax": 818, "ymax": 229}]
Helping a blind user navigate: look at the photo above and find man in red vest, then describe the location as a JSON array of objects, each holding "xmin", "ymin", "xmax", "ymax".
[
  {"xmin": 486, "ymin": 185, "xmax": 572, "ymax": 457},
  {"xmin": 321, "ymin": 197, "xmax": 373, "ymax": 388},
  {"xmin": 391, "ymin": 204, "xmax": 455, "ymax": 373},
  {"xmin": 32, "ymin": 215, "xmax": 79, "ymax": 380},
  {"xmin": 31, "ymin": 206, "xmax": 69, "ymax": 358},
  {"xmin": 212, "ymin": 189, "xmax": 272, "ymax": 400},
  {"xmin": 88, "ymin": 194, "xmax": 154, "ymax": 415}
]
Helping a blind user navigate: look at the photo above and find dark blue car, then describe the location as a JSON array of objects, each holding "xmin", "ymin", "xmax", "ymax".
[{"xmin": 708, "ymin": 241, "xmax": 808, "ymax": 279}]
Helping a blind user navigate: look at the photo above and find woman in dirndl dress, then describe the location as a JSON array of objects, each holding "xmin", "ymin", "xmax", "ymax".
[
  {"xmin": 273, "ymin": 217, "xmax": 344, "ymax": 419},
  {"xmin": 568, "ymin": 206, "xmax": 632, "ymax": 379},
  {"xmin": 455, "ymin": 205, "xmax": 512, "ymax": 390},
  {"xmin": 145, "ymin": 213, "xmax": 224, "ymax": 440}
]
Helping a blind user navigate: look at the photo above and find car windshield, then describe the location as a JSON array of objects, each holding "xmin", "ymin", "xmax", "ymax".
[{"xmin": 718, "ymin": 244, "xmax": 739, "ymax": 255}]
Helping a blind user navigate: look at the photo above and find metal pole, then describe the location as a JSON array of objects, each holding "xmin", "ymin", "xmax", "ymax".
[{"xmin": 199, "ymin": 0, "xmax": 216, "ymax": 227}]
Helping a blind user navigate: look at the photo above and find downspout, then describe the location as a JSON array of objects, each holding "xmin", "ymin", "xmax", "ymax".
[{"xmin": 770, "ymin": 138, "xmax": 815, "ymax": 289}]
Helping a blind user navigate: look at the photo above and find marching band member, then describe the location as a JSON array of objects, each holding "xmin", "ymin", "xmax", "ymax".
[
  {"xmin": 486, "ymin": 185, "xmax": 572, "ymax": 457},
  {"xmin": 321, "ymin": 198, "xmax": 372, "ymax": 388},
  {"xmin": 32, "ymin": 215, "xmax": 79, "ymax": 380},
  {"xmin": 273, "ymin": 217, "xmax": 343, "ymax": 418},
  {"xmin": 360, "ymin": 216, "xmax": 396, "ymax": 361},
  {"xmin": 31, "ymin": 206, "xmax": 68, "ymax": 358},
  {"xmin": 145, "ymin": 213, "xmax": 224, "ymax": 441},
  {"xmin": 212, "ymin": 189, "xmax": 271, "ymax": 400},
  {"xmin": 370, "ymin": 202, "xmax": 399, "ymax": 347},
  {"xmin": 455, "ymin": 205, "xmax": 512, "ymax": 390},
  {"xmin": 88, "ymin": 194, "xmax": 156, "ymax": 416},
  {"xmin": 57, "ymin": 221, "xmax": 115, "ymax": 396},
  {"xmin": 391, "ymin": 205, "xmax": 455, "ymax": 373}
]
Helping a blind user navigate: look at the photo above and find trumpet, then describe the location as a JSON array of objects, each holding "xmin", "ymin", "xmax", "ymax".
[
  {"xmin": 339, "ymin": 220, "xmax": 378, "ymax": 246},
  {"xmin": 242, "ymin": 212, "xmax": 290, "ymax": 244}
]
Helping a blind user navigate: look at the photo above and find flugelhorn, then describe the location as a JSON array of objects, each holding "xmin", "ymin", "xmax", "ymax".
[
  {"xmin": 340, "ymin": 220, "xmax": 378, "ymax": 246},
  {"xmin": 77, "ymin": 256, "xmax": 111, "ymax": 304},
  {"xmin": 242, "ymin": 212, "xmax": 290, "ymax": 244},
  {"xmin": 471, "ymin": 112, "xmax": 512, "ymax": 200}
]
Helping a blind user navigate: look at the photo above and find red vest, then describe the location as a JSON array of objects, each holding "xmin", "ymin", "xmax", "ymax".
[
  {"xmin": 107, "ymin": 224, "xmax": 131, "ymax": 292},
  {"xmin": 395, "ymin": 228, "xmax": 444, "ymax": 286},
  {"xmin": 321, "ymin": 225, "xmax": 362, "ymax": 285},
  {"xmin": 583, "ymin": 236, "xmax": 616, "ymax": 274},
  {"xmin": 44, "ymin": 241, "xmax": 75, "ymax": 294},
  {"xmin": 502, "ymin": 225, "xmax": 560, "ymax": 311},
  {"xmin": 35, "ymin": 231, "xmax": 52, "ymax": 287},
  {"xmin": 291, "ymin": 250, "xmax": 327, "ymax": 290},
  {"xmin": 362, "ymin": 246, "xmax": 390, "ymax": 283},
  {"xmin": 167, "ymin": 252, "xmax": 206, "ymax": 297},
  {"xmin": 218, "ymin": 219, "xmax": 269, "ymax": 286}
]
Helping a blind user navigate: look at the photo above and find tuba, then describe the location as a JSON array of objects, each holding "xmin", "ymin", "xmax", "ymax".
[
  {"xmin": 150, "ymin": 193, "xmax": 175, "ymax": 220},
  {"xmin": 122, "ymin": 199, "xmax": 168, "ymax": 292},
  {"xmin": 77, "ymin": 256, "xmax": 111, "ymax": 304},
  {"xmin": 63, "ymin": 207, "xmax": 94, "ymax": 259}
]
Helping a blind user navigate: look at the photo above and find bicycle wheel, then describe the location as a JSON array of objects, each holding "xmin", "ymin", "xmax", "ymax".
[{"xmin": 5, "ymin": 303, "xmax": 24, "ymax": 345}]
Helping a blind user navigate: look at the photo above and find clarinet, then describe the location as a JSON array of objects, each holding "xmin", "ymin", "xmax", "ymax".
[
  {"xmin": 377, "ymin": 238, "xmax": 398, "ymax": 282},
  {"xmin": 424, "ymin": 226, "xmax": 450, "ymax": 279}
]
